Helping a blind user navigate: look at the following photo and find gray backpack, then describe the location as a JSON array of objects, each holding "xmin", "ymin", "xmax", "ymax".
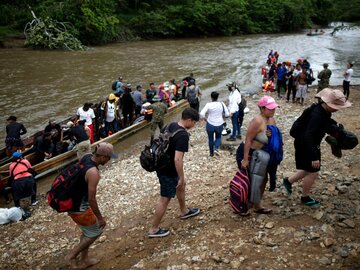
[{"xmin": 187, "ymin": 86, "xmax": 198, "ymax": 105}]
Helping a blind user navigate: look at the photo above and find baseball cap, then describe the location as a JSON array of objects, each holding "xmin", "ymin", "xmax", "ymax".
[
  {"xmin": 258, "ymin": 96, "xmax": 279, "ymax": 110},
  {"xmin": 96, "ymin": 142, "xmax": 118, "ymax": 159},
  {"xmin": 12, "ymin": 152, "xmax": 22, "ymax": 159}
]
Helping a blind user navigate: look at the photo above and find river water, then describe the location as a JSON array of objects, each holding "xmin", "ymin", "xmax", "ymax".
[{"xmin": 0, "ymin": 27, "xmax": 359, "ymax": 145}]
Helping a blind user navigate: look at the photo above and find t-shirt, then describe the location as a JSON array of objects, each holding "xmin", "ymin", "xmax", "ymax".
[
  {"xmin": 9, "ymin": 159, "xmax": 32, "ymax": 180},
  {"xmin": 103, "ymin": 101, "xmax": 116, "ymax": 122},
  {"xmin": 6, "ymin": 122, "xmax": 27, "ymax": 139},
  {"xmin": 44, "ymin": 124, "xmax": 62, "ymax": 143},
  {"xmin": 76, "ymin": 107, "xmax": 95, "ymax": 126},
  {"xmin": 344, "ymin": 68, "xmax": 353, "ymax": 82},
  {"xmin": 132, "ymin": 90, "xmax": 143, "ymax": 106},
  {"xmin": 68, "ymin": 125, "xmax": 89, "ymax": 143},
  {"xmin": 156, "ymin": 122, "xmax": 189, "ymax": 177}
]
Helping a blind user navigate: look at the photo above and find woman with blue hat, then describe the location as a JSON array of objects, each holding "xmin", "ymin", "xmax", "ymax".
[{"xmin": 9, "ymin": 152, "xmax": 38, "ymax": 208}]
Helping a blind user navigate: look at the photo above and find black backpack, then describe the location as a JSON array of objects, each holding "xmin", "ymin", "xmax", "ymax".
[
  {"xmin": 47, "ymin": 160, "xmax": 89, "ymax": 212},
  {"xmin": 187, "ymin": 86, "xmax": 198, "ymax": 105},
  {"xmin": 140, "ymin": 126, "xmax": 186, "ymax": 172},
  {"xmin": 289, "ymin": 104, "xmax": 316, "ymax": 138},
  {"xmin": 111, "ymin": 81, "xmax": 118, "ymax": 91}
]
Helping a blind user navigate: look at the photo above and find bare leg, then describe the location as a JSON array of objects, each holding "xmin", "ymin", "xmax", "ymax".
[
  {"xmin": 65, "ymin": 234, "xmax": 99, "ymax": 269},
  {"xmin": 288, "ymin": 170, "xmax": 308, "ymax": 184},
  {"xmin": 149, "ymin": 196, "xmax": 171, "ymax": 234},
  {"xmin": 302, "ymin": 172, "xmax": 318, "ymax": 197},
  {"xmin": 176, "ymin": 185, "xmax": 188, "ymax": 215}
]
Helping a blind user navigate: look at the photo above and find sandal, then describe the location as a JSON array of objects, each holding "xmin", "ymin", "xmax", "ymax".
[{"xmin": 254, "ymin": 208, "xmax": 272, "ymax": 214}]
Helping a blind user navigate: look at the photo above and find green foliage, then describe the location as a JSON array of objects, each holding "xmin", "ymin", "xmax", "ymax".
[{"xmin": 1, "ymin": 0, "xmax": 359, "ymax": 47}]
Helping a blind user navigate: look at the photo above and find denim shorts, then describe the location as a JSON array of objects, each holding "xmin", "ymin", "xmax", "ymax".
[{"xmin": 157, "ymin": 173, "xmax": 179, "ymax": 198}]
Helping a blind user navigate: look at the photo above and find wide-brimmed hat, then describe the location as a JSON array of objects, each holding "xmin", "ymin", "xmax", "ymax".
[
  {"xmin": 315, "ymin": 88, "xmax": 351, "ymax": 110},
  {"xmin": 108, "ymin": 93, "xmax": 116, "ymax": 100},
  {"xmin": 258, "ymin": 96, "xmax": 279, "ymax": 110},
  {"xmin": 152, "ymin": 95, "xmax": 161, "ymax": 102}
]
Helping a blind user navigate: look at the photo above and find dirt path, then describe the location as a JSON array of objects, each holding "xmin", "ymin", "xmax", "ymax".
[{"xmin": 1, "ymin": 86, "xmax": 359, "ymax": 270}]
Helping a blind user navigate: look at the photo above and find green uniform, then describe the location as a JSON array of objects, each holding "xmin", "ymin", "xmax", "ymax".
[
  {"xmin": 147, "ymin": 101, "xmax": 168, "ymax": 141},
  {"xmin": 317, "ymin": 68, "xmax": 332, "ymax": 92}
]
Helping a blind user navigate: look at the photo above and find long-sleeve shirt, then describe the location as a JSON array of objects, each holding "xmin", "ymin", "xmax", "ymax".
[
  {"xmin": 228, "ymin": 90, "xmax": 241, "ymax": 114},
  {"xmin": 200, "ymin": 101, "xmax": 229, "ymax": 126}
]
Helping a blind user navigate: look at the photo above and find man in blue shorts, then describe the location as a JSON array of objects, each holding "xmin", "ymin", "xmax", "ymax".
[{"xmin": 148, "ymin": 108, "xmax": 200, "ymax": 238}]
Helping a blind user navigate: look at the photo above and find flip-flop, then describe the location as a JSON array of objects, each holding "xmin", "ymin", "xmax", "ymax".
[{"xmin": 254, "ymin": 208, "xmax": 272, "ymax": 214}]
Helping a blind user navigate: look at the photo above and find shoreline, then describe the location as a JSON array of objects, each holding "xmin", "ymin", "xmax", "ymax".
[{"xmin": 0, "ymin": 85, "xmax": 359, "ymax": 269}]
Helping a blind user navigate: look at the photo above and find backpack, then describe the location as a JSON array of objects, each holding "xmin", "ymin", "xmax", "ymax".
[
  {"xmin": 187, "ymin": 86, "xmax": 198, "ymax": 105},
  {"xmin": 289, "ymin": 104, "xmax": 316, "ymax": 138},
  {"xmin": 229, "ymin": 168, "xmax": 250, "ymax": 214},
  {"xmin": 111, "ymin": 81, "xmax": 118, "ymax": 91},
  {"xmin": 140, "ymin": 126, "xmax": 186, "ymax": 172},
  {"xmin": 47, "ymin": 161, "xmax": 88, "ymax": 212}
]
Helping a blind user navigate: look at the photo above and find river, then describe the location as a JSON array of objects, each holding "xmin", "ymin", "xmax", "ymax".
[{"xmin": 0, "ymin": 27, "xmax": 359, "ymax": 145}]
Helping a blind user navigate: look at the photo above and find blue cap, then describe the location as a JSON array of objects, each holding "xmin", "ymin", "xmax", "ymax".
[{"xmin": 12, "ymin": 152, "xmax": 22, "ymax": 159}]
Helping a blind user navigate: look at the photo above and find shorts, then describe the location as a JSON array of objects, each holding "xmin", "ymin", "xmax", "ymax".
[
  {"xmin": 11, "ymin": 176, "xmax": 36, "ymax": 201},
  {"xmin": 296, "ymin": 84, "xmax": 307, "ymax": 99},
  {"xmin": 69, "ymin": 208, "xmax": 103, "ymax": 238},
  {"xmin": 157, "ymin": 173, "xmax": 179, "ymax": 198},
  {"xmin": 5, "ymin": 137, "xmax": 24, "ymax": 149},
  {"xmin": 294, "ymin": 139, "xmax": 320, "ymax": 173}
]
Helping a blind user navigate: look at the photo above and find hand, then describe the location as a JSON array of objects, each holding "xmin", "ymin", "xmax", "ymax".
[
  {"xmin": 311, "ymin": 160, "xmax": 320, "ymax": 169},
  {"xmin": 97, "ymin": 217, "xmax": 106, "ymax": 229},
  {"xmin": 265, "ymin": 129, "xmax": 272, "ymax": 137},
  {"xmin": 230, "ymin": 113, "xmax": 233, "ymax": 117},
  {"xmin": 176, "ymin": 178, "xmax": 186, "ymax": 191},
  {"xmin": 241, "ymin": 159, "xmax": 249, "ymax": 169}
]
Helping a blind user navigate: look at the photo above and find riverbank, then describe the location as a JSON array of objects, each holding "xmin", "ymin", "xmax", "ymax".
[{"xmin": 0, "ymin": 86, "xmax": 359, "ymax": 269}]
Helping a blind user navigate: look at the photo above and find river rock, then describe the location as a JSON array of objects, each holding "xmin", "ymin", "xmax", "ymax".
[
  {"xmin": 341, "ymin": 219, "xmax": 355, "ymax": 228},
  {"xmin": 319, "ymin": 256, "xmax": 331, "ymax": 266}
]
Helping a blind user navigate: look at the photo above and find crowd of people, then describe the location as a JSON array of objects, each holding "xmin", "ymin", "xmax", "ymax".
[{"xmin": 1, "ymin": 64, "xmax": 356, "ymax": 268}]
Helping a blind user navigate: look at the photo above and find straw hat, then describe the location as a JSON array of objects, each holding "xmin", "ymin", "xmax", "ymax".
[{"xmin": 315, "ymin": 88, "xmax": 351, "ymax": 110}]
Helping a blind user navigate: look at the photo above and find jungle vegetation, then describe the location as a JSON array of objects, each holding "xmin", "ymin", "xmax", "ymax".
[{"xmin": 0, "ymin": 0, "xmax": 359, "ymax": 49}]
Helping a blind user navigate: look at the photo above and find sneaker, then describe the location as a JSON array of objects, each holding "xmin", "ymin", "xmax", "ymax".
[
  {"xmin": 236, "ymin": 135, "xmax": 242, "ymax": 140},
  {"xmin": 301, "ymin": 196, "xmax": 320, "ymax": 206},
  {"xmin": 148, "ymin": 228, "xmax": 170, "ymax": 238},
  {"xmin": 226, "ymin": 137, "xmax": 236, "ymax": 142},
  {"xmin": 180, "ymin": 208, "xmax": 200, "ymax": 219},
  {"xmin": 214, "ymin": 149, "xmax": 220, "ymax": 156},
  {"xmin": 31, "ymin": 201, "xmax": 39, "ymax": 206},
  {"xmin": 283, "ymin": 178, "xmax": 292, "ymax": 195}
]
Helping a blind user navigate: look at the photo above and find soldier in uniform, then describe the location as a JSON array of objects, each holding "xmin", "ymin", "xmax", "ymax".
[
  {"xmin": 144, "ymin": 95, "xmax": 168, "ymax": 143},
  {"xmin": 317, "ymin": 63, "xmax": 332, "ymax": 93}
]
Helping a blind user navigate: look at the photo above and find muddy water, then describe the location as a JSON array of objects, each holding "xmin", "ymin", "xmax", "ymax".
[{"xmin": 0, "ymin": 27, "xmax": 359, "ymax": 146}]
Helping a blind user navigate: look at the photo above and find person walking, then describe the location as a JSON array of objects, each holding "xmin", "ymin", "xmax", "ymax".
[
  {"xmin": 148, "ymin": 108, "xmax": 200, "ymax": 238},
  {"xmin": 200, "ymin": 91, "xmax": 229, "ymax": 157},
  {"xmin": 64, "ymin": 142, "xmax": 118, "ymax": 269},
  {"xmin": 226, "ymin": 82, "xmax": 242, "ymax": 141},
  {"xmin": 283, "ymin": 88, "xmax": 351, "ymax": 206},
  {"xmin": 317, "ymin": 63, "xmax": 332, "ymax": 93},
  {"xmin": 343, "ymin": 62, "xmax": 354, "ymax": 100},
  {"xmin": 144, "ymin": 95, "xmax": 168, "ymax": 143},
  {"xmin": 236, "ymin": 96, "xmax": 279, "ymax": 214}
]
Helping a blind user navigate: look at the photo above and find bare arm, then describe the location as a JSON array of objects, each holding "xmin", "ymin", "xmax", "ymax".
[
  {"xmin": 241, "ymin": 117, "xmax": 262, "ymax": 168},
  {"xmin": 174, "ymin": 150, "xmax": 186, "ymax": 190},
  {"xmin": 86, "ymin": 167, "xmax": 106, "ymax": 229}
]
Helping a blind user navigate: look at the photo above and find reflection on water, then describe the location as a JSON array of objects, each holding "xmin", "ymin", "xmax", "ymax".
[{"xmin": 0, "ymin": 28, "xmax": 359, "ymax": 144}]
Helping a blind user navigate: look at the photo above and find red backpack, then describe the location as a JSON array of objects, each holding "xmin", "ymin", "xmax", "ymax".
[{"xmin": 229, "ymin": 168, "xmax": 250, "ymax": 214}]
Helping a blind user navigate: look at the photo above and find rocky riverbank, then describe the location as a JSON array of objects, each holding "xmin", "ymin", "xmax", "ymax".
[{"xmin": 1, "ymin": 86, "xmax": 359, "ymax": 270}]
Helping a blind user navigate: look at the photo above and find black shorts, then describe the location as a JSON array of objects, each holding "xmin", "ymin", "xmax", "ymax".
[
  {"xmin": 157, "ymin": 173, "xmax": 179, "ymax": 198},
  {"xmin": 11, "ymin": 176, "xmax": 36, "ymax": 201},
  {"xmin": 294, "ymin": 139, "xmax": 320, "ymax": 172}
]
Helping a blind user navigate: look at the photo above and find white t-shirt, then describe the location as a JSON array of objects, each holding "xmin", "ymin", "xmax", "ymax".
[
  {"xmin": 77, "ymin": 107, "xmax": 95, "ymax": 126},
  {"xmin": 105, "ymin": 101, "xmax": 115, "ymax": 122},
  {"xmin": 200, "ymin": 101, "xmax": 229, "ymax": 126},
  {"xmin": 228, "ymin": 90, "xmax": 241, "ymax": 114},
  {"xmin": 344, "ymin": 68, "xmax": 353, "ymax": 82}
]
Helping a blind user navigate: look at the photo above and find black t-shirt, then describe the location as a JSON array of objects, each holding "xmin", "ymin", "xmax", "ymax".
[
  {"xmin": 68, "ymin": 125, "xmax": 88, "ymax": 143},
  {"xmin": 45, "ymin": 124, "xmax": 62, "ymax": 143},
  {"xmin": 6, "ymin": 122, "xmax": 27, "ymax": 139},
  {"xmin": 157, "ymin": 122, "xmax": 189, "ymax": 177}
]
